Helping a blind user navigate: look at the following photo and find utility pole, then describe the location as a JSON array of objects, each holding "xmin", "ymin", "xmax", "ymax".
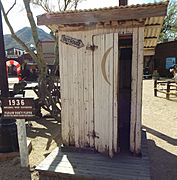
[
  {"xmin": 0, "ymin": 2, "xmax": 9, "ymax": 97},
  {"xmin": 0, "ymin": 3, "xmax": 18, "ymax": 154},
  {"xmin": 119, "ymin": 0, "xmax": 128, "ymax": 6}
]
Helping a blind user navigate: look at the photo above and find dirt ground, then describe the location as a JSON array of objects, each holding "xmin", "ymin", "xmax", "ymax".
[{"xmin": 0, "ymin": 80, "xmax": 177, "ymax": 180}]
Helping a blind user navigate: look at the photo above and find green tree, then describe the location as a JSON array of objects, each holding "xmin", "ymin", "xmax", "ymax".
[{"xmin": 159, "ymin": 0, "xmax": 177, "ymax": 41}]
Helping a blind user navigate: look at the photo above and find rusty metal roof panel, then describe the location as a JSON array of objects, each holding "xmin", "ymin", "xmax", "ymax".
[
  {"xmin": 144, "ymin": 38, "xmax": 158, "ymax": 48},
  {"xmin": 37, "ymin": 1, "xmax": 168, "ymax": 26},
  {"xmin": 145, "ymin": 16, "xmax": 164, "ymax": 25},
  {"xmin": 144, "ymin": 15, "xmax": 164, "ymax": 49},
  {"xmin": 44, "ymin": 1, "xmax": 168, "ymax": 15},
  {"xmin": 145, "ymin": 27, "xmax": 161, "ymax": 38}
]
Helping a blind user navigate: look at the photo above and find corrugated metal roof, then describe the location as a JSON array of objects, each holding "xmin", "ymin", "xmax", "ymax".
[
  {"xmin": 145, "ymin": 16, "xmax": 164, "ymax": 25},
  {"xmin": 43, "ymin": 1, "xmax": 168, "ymax": 15},
  {"xmin": 38, "ymin": 1, "xmax": 168, "ymax": 28},
  {"xmin": 144, "ymin": 16, "xmax": 164, "ymax": 48},
  {"xmin": 37, "ymin": 1, "xmax": 168, "ymax": 55}
]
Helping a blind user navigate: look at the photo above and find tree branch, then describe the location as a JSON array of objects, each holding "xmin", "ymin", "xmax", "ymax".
[
  {"xmin": 0, "ymin": 1, "xmax": 38, "ymax": 63},
  {"xmin": 23, "ymin": 0, "xmax": 47, "ymax": 75},
  {"xmin": 6, "ymin": 0, "xmax": 16, "ymax": 15}
]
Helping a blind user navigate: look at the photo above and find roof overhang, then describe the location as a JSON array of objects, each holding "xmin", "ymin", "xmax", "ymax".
[
  {"xmin": 37, "ymin": 1, "xmax": 168, "ymax": 56},
  {"xmin": 144, "ymin": 16, "xmax": 165, "ymax": 56}
]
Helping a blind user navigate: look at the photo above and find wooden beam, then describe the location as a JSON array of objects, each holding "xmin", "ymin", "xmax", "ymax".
[
  {"xmin": 130, "ymin": 27, "xmax": 138, "ymax": 153},
  {"xmin": 57, "ymin": 20, "xmax": 144, "ymax": 32},
  {"xmin": 37, "ymin": 3, "xmax": 167, "ymax": 26},
  {"xmin": 135, "ymin": 27, "xmax": 144, "ymax": 155}
]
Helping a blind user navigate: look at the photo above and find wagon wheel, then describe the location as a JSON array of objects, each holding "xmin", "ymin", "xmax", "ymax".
[{"xmin": 37, "ymin": 75, "xmax": 61, "ymax": 121}]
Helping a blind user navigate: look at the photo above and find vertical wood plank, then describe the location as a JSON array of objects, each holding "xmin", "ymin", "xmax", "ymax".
[
  {"xmin": 106, "ymin": 33, "xmax": 114, "ymax": 157},
  {"xmin": 94, "ymin": 33, "xmax": 102, "ymax": 151},
  {"xmin": 113, "ymin": 33, "xmax": 118, "ymax": 153},
  {"xmin": 88, "ymin": 30, "xmax": 94, "ymax": 148},
  {"xmin": 83, "ymin": 31, "xmax": 94, "ymax": 147},
  {"xmin": 16, "ymin": 119, "xmax": 28, "ymax": 167},
  {"xmin": 130, "ymin": 28, "xmax": 138, "ymax": 153},
  {"xmin": 75, "ymin": 32, "xmax": 82, "ymax": 147},
  {"xmin": 67, "ymin": 31, "xmax": 75, "ymax": 145},
  {"xmin": 72, "ymin": 33, "xmax": 79, "ymax": 147},
  {"xmin": 59, "ymin": 32, "xmax": 69, "ymax": 146},
  {"xmin": 135, "ymin": 27, "xmax": 144, "ymax": 154},
  {"xmin": 94, "ymin": 31, "xmax": 114, "ymax": 156},
  {"xmin": 82, "ymin": 31, "xmax": 88, "ymax": 147}
]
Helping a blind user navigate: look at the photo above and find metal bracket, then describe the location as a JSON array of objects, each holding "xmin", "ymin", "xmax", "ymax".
[
  {"xmin": 87, "ymin": 130, "xmax": 99, "ymax": 139},
  {"xmin": 86, "ymin": 44, "xmax": 98, "ymax": 51}
]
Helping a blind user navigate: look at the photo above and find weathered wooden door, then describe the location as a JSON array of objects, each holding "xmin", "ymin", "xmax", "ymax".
[{"xmin": 93, "ymin": 33, "xmax": 118, "ymax": 157}]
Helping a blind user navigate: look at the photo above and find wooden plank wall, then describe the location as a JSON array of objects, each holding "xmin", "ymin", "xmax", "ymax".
[
  {"xmin": 59, "ymin": 31, "xmax": 94, "ymax": 148},
  {"xmin": 58, "ymin": 27, "xmax": 143, "ymax": 155},
  {"xmin": 130, "ymin": 27, "xmax": 144, "ymax": 154}
]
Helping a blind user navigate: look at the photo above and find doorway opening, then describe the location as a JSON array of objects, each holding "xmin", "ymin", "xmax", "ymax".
[{"xmin": 118, "ymin": 35, "xmax": 132, "ymax": 151}]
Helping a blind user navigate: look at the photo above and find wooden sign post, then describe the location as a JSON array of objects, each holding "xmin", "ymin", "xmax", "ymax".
[
  {"xmin": 1, "ymin": 98, "xmax": 35, "ymax": 167},
  {"xmin": 16, "ymin": 119, "xmax": 28, "ymax": 167}
]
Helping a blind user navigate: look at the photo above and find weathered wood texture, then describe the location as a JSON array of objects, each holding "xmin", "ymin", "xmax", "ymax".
[
  {"xmin": 135, "ymin": 27, "xmax": 144, "ymax": 154},
  {"xmin": 36, "ymin": 131, "xmax": 150, "ymax": 180},
  {"xmin": 59, "ymin": 27, "xmax": 144, "ymax": 155},
  {"xmin": 93, "ymin": 33, "xmax": 116, "ymax": 157},
  {"xmin": 37, "ymin": 2, "xmax": 167, "ymax": 26},
  {"xmin": 59, "ymin": 28, "xmax": 134, "ymax": 156},
  {"xmin": 130, "ymin": 27, "xmax": 144, "ymax": 154},
  {"xmin": 16, "ymin": 119, "xmax": 29, "ymax": 167},
  {"xmin": 59, "ymin": 30, "xmax": 94, "ymax": 148}
]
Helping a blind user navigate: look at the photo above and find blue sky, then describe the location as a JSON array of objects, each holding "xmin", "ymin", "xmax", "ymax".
[{"xmin": 1, "ymin": 0, "xmax": 157, "ymax": 34}]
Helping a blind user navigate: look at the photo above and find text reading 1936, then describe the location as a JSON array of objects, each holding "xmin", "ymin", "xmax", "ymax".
[{"xmin": 1, "ymin": 98, "xmax": 35, "ymax": 119}]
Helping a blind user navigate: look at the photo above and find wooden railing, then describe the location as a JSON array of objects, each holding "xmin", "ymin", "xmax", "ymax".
[{"xmin": 154, "ymin": 80, "xmax": 177, "ymax": 99}]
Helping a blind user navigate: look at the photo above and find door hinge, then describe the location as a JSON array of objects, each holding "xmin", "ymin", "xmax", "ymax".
[
  {"xmin": 86, "ymin": 44, "xmax": 98, "ymax": 51},
  {"xmin": 87, "ymin": 130, "xmax": 99, "ymax": 139}
]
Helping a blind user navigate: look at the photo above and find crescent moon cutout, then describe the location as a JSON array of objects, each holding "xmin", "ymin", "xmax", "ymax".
[{"xmin": 101, "ymin": 47, "xmax": 113, "ymax": 85}]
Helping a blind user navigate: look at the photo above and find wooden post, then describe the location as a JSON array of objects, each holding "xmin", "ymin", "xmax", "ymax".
[
  {"xmin": 130, "ymin": 27, "xmax": 138, "ymax": 153},
  {"xmin": 16, "ymin": 119, "xmax": 29, "ymax": 167},
  {"xmin": 135, "ymin": 27, "xmax": 144, "ymax": 155},
  {"xmin": 154, "ymin": 80, "xmax": 157, "ymax": 97},
  {"xmin": 166, "ymin": 81, "xmax": 170, "ymax": 99}
]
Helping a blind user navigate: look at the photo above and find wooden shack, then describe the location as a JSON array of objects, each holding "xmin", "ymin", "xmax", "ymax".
[
  {"xmin": 154, "ymin": 40, "xmax": 177, "ymax": 77},
  {"xmin": 37, "ymin": 2, "xmax": 168, "ymax": 157}
]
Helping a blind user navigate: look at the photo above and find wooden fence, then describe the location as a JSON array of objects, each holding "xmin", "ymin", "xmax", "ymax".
[{"xmin": 154, "ymin": 80, "xmax": 177, "ymax": 99}]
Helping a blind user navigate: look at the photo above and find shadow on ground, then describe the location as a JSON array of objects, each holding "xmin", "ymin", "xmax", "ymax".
[
  {"xmin": 0, "ymin": 157, "xmax": 32, "ymax": 180},
  {"xmin": 27, "ymin": 117, "xmax": 61, "ymax": 153},
  {"xmin": 143, "ymin": 126, "xmax": 177, "ymax": 180}
]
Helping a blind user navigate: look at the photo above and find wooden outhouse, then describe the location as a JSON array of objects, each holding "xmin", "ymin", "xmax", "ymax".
[{"xmin": 37, "ymin": 2, "xmax": 168, "ymax": 157}]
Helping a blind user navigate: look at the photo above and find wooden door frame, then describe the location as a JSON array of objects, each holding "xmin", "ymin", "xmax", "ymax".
[
  {"xmin": 118, "ymin": 36, "xmax": 133, "ymax": 151},
  {"xmin": 130, "ymin": 27, "xmax": 144, "ymax": 155}
]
